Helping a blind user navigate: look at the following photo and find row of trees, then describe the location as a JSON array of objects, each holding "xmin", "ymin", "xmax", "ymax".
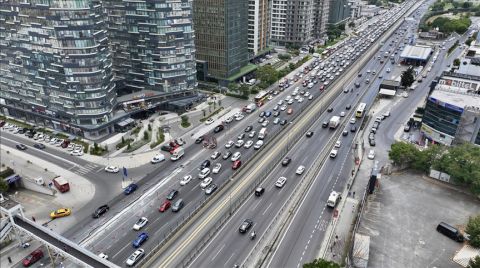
[
  {"xmin": 430, "ymin": 16, "xmax": 471, "ymax": 34},
  {"xmin": 388, "ymin": 142, "xmax": 480, "ymax": 194}
]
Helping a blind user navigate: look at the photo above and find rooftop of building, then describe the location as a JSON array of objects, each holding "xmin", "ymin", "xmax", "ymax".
[
  {"xmin": 380, "ymin": 79, "xmax": 401, "ymax": 87},
  {"xmin": 430, "ymin": 88, "xmax": 480, "ymax": 109},
  {"xmin": 400, "ymin": 45, "xmax": 432, "ymax": 60},
  {"xmin": 456, "ymin": 58, "xmax": 480, "ymax": 77}
]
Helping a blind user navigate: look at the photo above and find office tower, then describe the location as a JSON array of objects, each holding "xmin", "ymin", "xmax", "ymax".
[
  {"xmin": 0, "ymin": 0, "xmax": 116, "ymax": 138},
  {"xmin": 328, "ymin": 0, "xmax": 351, "ymax": 25},
  {"xmin": 194, "ymin": 0, "xmax": 250, "ymax": 85},
  {"xmin": 104, "ymin": 0, "xmax": 196, "ymax": 95},
  {"xmin": 248, "ymin": 0, "xmax": 271, "ymax": 57}
]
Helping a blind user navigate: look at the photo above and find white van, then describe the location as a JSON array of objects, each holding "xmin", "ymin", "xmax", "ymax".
[
  {"xmin": 327, "ymin": 191, "xmax": 341, "ymax": 208},
  {"xmin": 199, "ymin": 168, "xmax": 211, "ymax": 179}
]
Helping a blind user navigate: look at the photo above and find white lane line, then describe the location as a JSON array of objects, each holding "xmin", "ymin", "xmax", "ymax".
[
  {"xmin": 96, "ymin": 167, "xmax": 104, "ymax": 172},
  {"xmin": 262, "ymin": 202, "xmax": 273, "ymax": 216},
  {"xmin": 211, "ymin": 244, "xmax": 225, "ymax": 261},
  {"xmin": 112, "ymin": 242, "xmax": 130, "ymax": 259},
  {"xmin": 224, "ymin": 253, "xmax": 235, "ymax": 267},
  {"xmin": 250, "ymin": 200, "xmax": 261, "ymax": 212}
]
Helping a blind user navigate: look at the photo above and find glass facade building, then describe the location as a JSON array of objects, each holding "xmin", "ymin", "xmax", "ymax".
[
  {"xmin": 0, "ymin": 0, "xmax": 116, "ymax": 138},
  {"xmin": 193, "ymin": 0, "xmax": 249, "ymax": 82},
  {"xmin": 104, "ymin": 0, "xmax": 196, "ymax": 95}
]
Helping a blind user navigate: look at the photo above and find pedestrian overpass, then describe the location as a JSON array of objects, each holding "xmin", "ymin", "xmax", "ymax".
[{"xmin": 0, "ymin": 194, "xmax": 119, "ymax": 268}]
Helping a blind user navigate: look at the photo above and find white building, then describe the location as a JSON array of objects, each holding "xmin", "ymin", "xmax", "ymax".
[{"xmin": 248, "ymin": 0, "xmax": 271, "ymax": 57}]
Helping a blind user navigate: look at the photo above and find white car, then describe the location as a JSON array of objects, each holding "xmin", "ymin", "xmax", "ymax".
[
  {"xmin": 67, "ymin": 144, "xmax": 75, "ymax": 151},
  {"xmin": 248, "ymin": 131, "xmax": 256, "ymax": 138},
  {"xmin": 254, "ymin": 140, "xmax": 263, "ymax": 150},
  {"xmin": 330, "ymin": 149, "xmax": 338, "ymax": 158},
  {"xmin": 275, "ymin": 177, "xmax": 287, "ymax": 188},
  {"xmin": 350, "ymin": 118, "xmax": 356, "ymax": 124},
  {"xmin": 368, "ymin": 150, "xmax": 375, "ymax": 159},
  {"xmin": 211, "ymin": 151, "xmax": 221, "ymax": 160},
  {"xmin": 340, "ymin": 112, "xmax": 345, "ymax": 117},
  {"xmin": 287, "ymin": 99, "xmax": 294, "ymax": 105},
  {"xmin": 225, "ymin": 116, "xmax": 233, "ymax": 123},
  {"xmin": 133, "ymin": 217, "xmax": 148, "ymax": 230},
  {"xmin": 308, "ymin": 95, "xmax": 313, "ymax": 100},
  {"xmin": 296, "ymin": 165, "xmax": 305, "ymax": 175},
  {"xmin": 261, "ymin": 120, "xmax": 269, "ymax": 127},
  {"xmin": 49, "ymin": 138, "xmax": 58, "ymax": 145},
  {"xmin": 235, "ymin": 140, "xmax": 245, "ymax": 148},
  {"xmin": 98, "ymin": 253, "xmax": 109, "ymax": 260},
  {"xmin": 235, "ymin": 114, "xmax": 245, "ymax": 121},
  {"xmin": 180, "ymin": 175, "xmax": 192, "ymax": 186},
  {"xmin": 104, "ymin": 166, "xmax": 119, "ymax": 173},
  {"xmin": 200, "ymin": 177, "xmax": 213, "ymax": 189},
  {"xmin": 199, "ymin": 168, "xmax": 211, "ymax": 179},
  {"xmin": 277, "ymin": 100, "xmax": 284, "ymax": 105},
  {"xmin": 231, "ymin": 152, "xmax": 241, "ymax": 162},
  {"xmin": 225, "ymin": 140, "xmax": 234, "ymax": 148},
  {"xmin": 70, "ymin": 149, "xmax": 84, "ymax": 156},
  {"xmin": 280, "ymin": 105, "xmax": 287, "ymax": 111},
  {"xmin": 205, "ymin": 118, "xmax": 215, "ymax": 125},
  {"xmin": 55, "ymin": 139, "xmax": 64, "ymax": 146},
  {"xmin": 212, "ymin": 163, "xmax": 222, "ymax": 174},
  {"xmin": 297, "ymin": 97, "xmax": 304, "ymax": 103},
  {"xmin": 151, "ymin": 154, "xmax": 165, "ymax": 163},
  {"xmin": 335, "ymin": 140, "xmax": 341, "ymax": 148},
  {"xmin": 126, "ymin": 249, "xmax": 144, "ymax": 266},
  {"xmin": 268, "ymin": 95, "xmax": 273, "ymax": 100},
  {"xmin": 402, "ymin": 92, "xmax": 409, "ymax": 98},
  {"xmin": 244, "ymin": 140, "xmax": 253, "ymax": 149}
]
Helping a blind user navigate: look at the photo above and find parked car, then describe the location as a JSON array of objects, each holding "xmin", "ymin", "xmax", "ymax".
[
  {"xmin": 16, "ymin": 144, "xmax": 27, "ymax": 150},
  {"xmin": 22, "ymin": 249, "xmax": 44, "ymax": 267}
]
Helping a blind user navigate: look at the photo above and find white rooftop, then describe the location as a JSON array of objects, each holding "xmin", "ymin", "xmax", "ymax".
[
  {"xmin": 430, "ymin": 89, "xmax": 480, "ymax": 109},
  {"xmin": 400, "ymin": 45, "xmax": 432, "ymax": 60}
]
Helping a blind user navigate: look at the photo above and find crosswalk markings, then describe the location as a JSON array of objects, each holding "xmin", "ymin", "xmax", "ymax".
[{"xmin": 74, "ymin": 163, "xmax": 100, "ymax": 175}]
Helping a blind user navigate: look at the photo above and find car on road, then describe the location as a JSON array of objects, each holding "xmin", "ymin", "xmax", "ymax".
[
  {"xmin": 335, "ymin": 140, "xmax": 341, "ymax": 148},
  {"xmin": 225, "ymin": 116, "xmax": 233, "ymax": 123},
  {"xmin": 232, "ymin": 160, "xmax": 242, "ymax": 170},
  {"xmin": 255, "ymin": 187, "xmax": 265, "ymax": 196},
  {"xmin": 200, "ymin": 177, "xmax": 213, "ymax": 189},
  {"xmin": 98, "ymin": 253, "xmax": 108, "ymax": 260},
  {"xmin": 222, "ymin": 151, "xmax": 232, "ymax": 160},
  {"xmin": 50, "ymin": 208, "xmax": 72, "ymax": 219},
  {"xmin": 342, "ymin": 130, "xmax": 348, "ymax": 136},
  {"xmin": 151, "ymin": 154, "xmax": 165, "ymax": 164},
  {"xmin": 254, "ymin": 140, "xmax": 263, "ymax": 150},
  {"xmin": 200, "ymin": 160, "xmax": 211, "ymax": 169},
  {"xmin": 104, "ymin": 166, "xmax": 119, "ymax": 173},
  {"xmin": 281, "ymin": 157, "xmax": 291, "ymax": 166},
  {"xmin": 244, "ymin": 140, "xmax": 254, "ymax": 149},
  {"xmin": 346, "ymin": 105, "xmax": 351, "ymax": 110},
  {"xmin": 195, "ymin": 136, "xmax": 204, "ymax": 144},
  {"xmin": 258, "ymin": 117, "xmax": 265, "ymax": 124},
  {"xmin": 205, "ymin": 118, "xmax": 214, "ymax": 125},
  {"xmin": 330, "ymin": 149, "xmax": 338, "ymax": 158},
  {"xmin": 275, "ymin": 177, "xmax": 287, "ymax": 188},
  {"xmin": 349, "ymin": 118, "xmax": 356, "ymax": 124},
  {"xmin": 350, "ymin": 125, "xmax": 357, "ymax": 132},
  {"xmin": 92, "ymin": 205, "xmax": 109, "ymax": 218},
  {"xmin": 259, "ymin": 111, "xmax": 265, "ymax": 117},
  {"xmin": 244, "ymin": 125, "xmax": 253, "ymax": 132},
  {"xmin": 16, "ymin": 144, "xmax": 27, "ymax": 150},
  {"xmin": 171, "ymin": 199, "xmax": 184, "ymax": 212},
  {"xmin": 210, "ymin": 151, "xmax": 221, "ymax": 160},
  {"xmin": 368, "ymin": 150, "xmax": 375, "ymax": 159},
  {"xmin": 126, "ymin": 249, "xmax": 144, "ymax": 266},
  {"xmin": 327, "ymin": 107, "xmax": 333, "ymax": 113},
  {"xmin": 235, "ymin": 140, "xmax": 245, "ymax": 148},
  {"xmin": 22, "ymin": 249, "xmax": 44, "ymax": 267},
  {"xmin": 132, "ymin": 233, "xmax": 148, "ymax": 248},
  {"xmin": 33, "ymin": 143, "xmax": 45, "ymax": 149},
  {"xmin": 287, "ymin": 108, "xmax": 293, "ymax": 115},
  {"xmin": 166, "ymin": 189, "xmax": 179, "ymax": 200},
  {"xmin": 248, "ymin": 131, "xmax": 256, "ymax": 138},
  {"xmin": 133, "ymin": 217, "xmax": 148, "ymax": 230},
  {"xmin": 296, "ymin": 165, "xmax": 305, "ymax": 175},
  {"xmin": 70, "ymin": 148, "xmax": 84, "ymax": 156},
  {"xmin": 124, "ymin": 183, "xmax": 138, "ymax": 195},
  {"xmin": 212, "ymin": 163, "xmax": 222, "ymax": 174},
  {"xmin": 180, "ymin": 175, "xmax": 192, "ymax": 186},
  {"xmin": 231, "ymin": 152, "xmax": 241, "ymax": 162},
  {"xmin": 237, "ymin": 133, "xmax": 245, "ymax": 140},
  {"xmin": 273, "ymin": 111, "xmax": 280, "ymax": 117},
  {"xmin": 225, "ymin": 140, "xmax": 234, "ymax": 148},
  {"xmin": 322, "ymin": 122, "xmax": 328, "ymax": 128},
  {"xmin": 280, "ymin": 119, "xmax": 287, "ymax": 125},
  {"xmin": 343, "ymin": 88, "xmax": 349, "ymax": 93},
  {"xmin": 205, "ymin": 184, "xmax": 218, "ymax": 195},
  {"xmin": 159, "ymin": 200, "xmax": 171, "ymax": 212},
  {"xmin": 239, "ymin": 219, "xmax": 254, "ymax": 233},
  {"xmin": 369, "ymin": 138, "xmax": 376, "ymax": 146}
]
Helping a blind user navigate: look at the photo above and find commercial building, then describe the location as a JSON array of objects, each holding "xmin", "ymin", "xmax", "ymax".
[
  {"xmin": 421, "ymin": 72, "xmax": 480, "ymax": 146},
  {"xmin": 194, "ymin": 0, "xmax": 252, "ymax": 85},
  {"xmin": 248, "ymin": 0, "xmax": 271, "ymax": 58},
  {"xmin": 104, "ymin": 0, "xmax": 197, "ymax": 97},
  {"xmin": 0, "ymin": 0, "xmax": 117, "ymax": 139},
  {"xmin": 360, "ymin": 4, "xmax": 382, "ymax": 18},
  {"xmin": 328, "ymin": 0, "xmax": 351, "ymax": 25},
  {"xmin": 400, "ymin": 45, "xmax": 433, "ymax": 66},
  {"xmin": 271, "ymin": 0, "xmax": 329, "ymax": 47}
]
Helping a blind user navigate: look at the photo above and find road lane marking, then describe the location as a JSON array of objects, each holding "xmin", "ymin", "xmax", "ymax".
[
  {"xmin": 112, "ymin": 242, "xmax": 131, "ymax": 259},
  {"xmin": 251, "ymin": 200, "xmax": 261, "ymax": 212},
  {"xmin": 224, "ymin": 253, "xmax": 235, "ymax": 267},
  {"xmin": 211, "ymin": 244, "xmax": 225, "ymax": 261},
  {"xmin": 262, "ymin": 203, "xmax": 273, "ymax": 216}
]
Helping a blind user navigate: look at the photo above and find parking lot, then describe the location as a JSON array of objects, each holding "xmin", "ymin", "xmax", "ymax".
[{"xmin": 358, "ymin": 172, "xmax": 479, "ymax": 268}]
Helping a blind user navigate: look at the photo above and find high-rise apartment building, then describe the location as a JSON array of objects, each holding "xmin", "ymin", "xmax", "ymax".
[
  {"xmin": 0, "ymin": 0, "xmax": 116, "ymax": 138},
  {"xmin": 328, "ymin": 0, "xmax": 351, "ymax": 25},
  {"xmin": 248, "ymin": 0, "xmax": 271, "ymax": 57},
  {"xmin": 104, "ymin": 0, "xmax": 196, "ymax": 95},
  {"xmin": 194, "ymin": 0, "xmax": 250, "ymax": 84},
  {"xmin": 271, "ymin": 0, "xmax": 329, "ymax": 47}
]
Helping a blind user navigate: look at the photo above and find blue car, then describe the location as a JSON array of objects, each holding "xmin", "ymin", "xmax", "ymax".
[
  {"xmin": 132, "ymin": 232, "xmax": 148, "ymax": 248},
  {"xmin": 265, "ymin": 111, "xmax": 272, "ymax": 117},
  {"xmin": 124, "ymin": 183, "xmax": 138, "ymax": 195}
]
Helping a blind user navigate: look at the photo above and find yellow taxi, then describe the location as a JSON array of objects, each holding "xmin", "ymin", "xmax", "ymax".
[{"xmin": 50, "ymin": 208, "xmax": 72, "ymax": 219}]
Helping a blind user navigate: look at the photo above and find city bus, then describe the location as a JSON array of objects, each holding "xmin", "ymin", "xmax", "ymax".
[
  {"xmin": 254, "ymin": 91, "xmax": 269, "ymax": 107},
  {"xmin": 355, "ymin": 103, "xmax": 367, "ymax": 118}
]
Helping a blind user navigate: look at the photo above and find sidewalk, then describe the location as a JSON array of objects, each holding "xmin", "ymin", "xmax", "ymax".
[
  {"xmin": 0, "ymin": 239, "xmax": 42, "ymax": 268},
  {"xmin": 1, "ymin": 148, "xmax": 95, "ymax": 234}
]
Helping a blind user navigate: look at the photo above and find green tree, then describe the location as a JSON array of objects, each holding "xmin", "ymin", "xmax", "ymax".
[
  {"xmin": 466, "ymin": 215, "xmax": 480, "ymax": 247},
  {"xmin": 181, "ymin": 115, "xmax": 190, "ymax": 128},
  {"xmin": 411, "ymin": 145, "xmax": 443, "ymax": 172},
  {"xmin": 468, "ymin": 256, "xmax": 480, "ymax": 268},
  {"xmin": 453, "ymin": 58, "xmax": 461, "ymax": 66},
  {"xmin": 228, "ymin": 82, "xmax": 239, "ymax": 92},
  {"xmin": 238, "ymin": 84, "xmax": 250, "ymax": 96},
  {"xmin": 303, "ymin": 258, "xmax": 340, "ymax": 268},
  {"xmin": 348, "ymin": 21, "xmax": 355, "ymax": 28},
  {"xmin": 255, "ymin": 65, "xmax": 279, "ymax": 86},
  {"xmin": 288, "ymin": 63, "xmax": 296, "ymax": 71},
  {"xmin": 121, "ymin": 136, "xmax": 125, "ymax": 144},
  {"xmin": 143, "ymin": 131, "xmax": 149, "ymax": 141},
  {"xmin": 388, "ymin": 142, "xmax": 418, "ymax": 167},
  {"xmin": 400, "ymin": 68, "xmax": 415, "ymax": 88},
  {"xmin": 148, "ymin": 124, "xmax": 152, "ymax": 131},
  {"xmin": 0, "ymin": 179, "xmax": 9, "ymax": 193},
  {"xmin": 278, "ymin": 53, "xmax": 292, "ymax": 61}
]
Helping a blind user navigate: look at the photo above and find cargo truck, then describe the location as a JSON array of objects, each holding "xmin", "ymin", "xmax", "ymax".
[
  {"xmin": 53, "ymin": 176, "xmax": 70, "ymax": 193},
  {"xmin": 329, "ymin": 116, "xmax": 341, "ymax": 129},
  {"xmin": 170, "ymin": 147, "xmax": 184, "ymax": 161}
]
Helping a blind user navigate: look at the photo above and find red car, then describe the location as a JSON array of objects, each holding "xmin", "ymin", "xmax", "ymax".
[
  {"xmin": 23, "ymin": 249, "xmax": 43, "ymax": 267},
  {"xmin": 159, "ymin": 200, "xmax": 171, "ymax": 212},
  {"xmin": 232, "ymin": 160, "xmax": 242, "ymax": 170}
]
